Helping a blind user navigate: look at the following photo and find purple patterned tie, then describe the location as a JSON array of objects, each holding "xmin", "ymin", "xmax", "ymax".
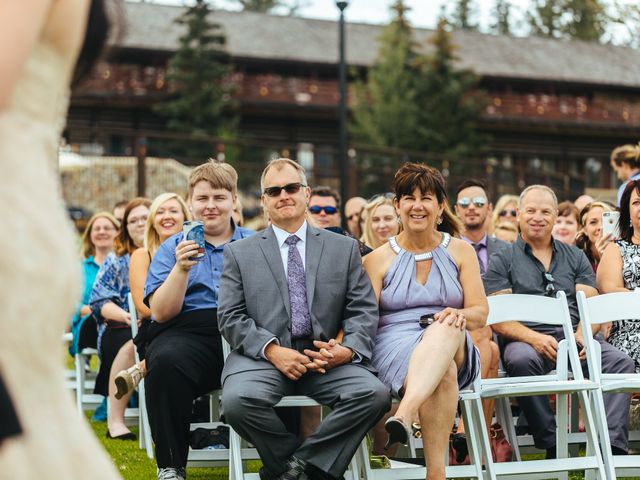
[{"xmin": 285, "ymin": 235, "xmax": 312, "ymax": 338}]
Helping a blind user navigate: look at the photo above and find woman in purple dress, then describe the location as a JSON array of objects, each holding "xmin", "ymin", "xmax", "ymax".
[{"xmin": 364, "ymin": 163, "xmax": 488, "ymax": 480}]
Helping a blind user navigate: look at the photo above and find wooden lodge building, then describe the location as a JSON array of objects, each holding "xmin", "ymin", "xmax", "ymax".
[{"xmin": 67, "ymin": 1, "xmax": 640, "ymax": 200}]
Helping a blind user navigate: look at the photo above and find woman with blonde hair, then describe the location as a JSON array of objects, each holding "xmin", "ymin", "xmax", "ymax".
[
  {"xmin": 576, "ymin": 201, "xmax": 616, "ymax": 272},
  {"xmin": 361, "ymin": 195, "xmax": 401, "ymax": 249},
  {"xmin": 69, "ymin": 212, "xmax": 120, "ymax": 356},
  {"xmin": 611, "ymin": 143, "xmax": 640, "ymax": 206},
  {"xmin": 492, "ymin": 194, "xmax": 519, "ymax": 230},
  {"xmin": 114, "ymin": 193, "xmax": 190, "ymax": 399}
]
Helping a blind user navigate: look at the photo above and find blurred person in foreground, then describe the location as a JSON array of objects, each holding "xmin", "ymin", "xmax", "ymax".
[
  {"xmin": 597, "ymin": 180, "xmax": 640, "ymax": 370},
  {"xmin": 0, "ymin": 0, "xmax": 120, "ymax": 477},
  {"xmin": 552, "ymin": 201, "xmax": 580, "ymax": 246},
  {"xmin": 364, "ymin": 163, "xmax": 486, "ymax": 480},
  {"xmin": 218, "ymin": 158, "xmax": 389, "ymax": 480},
  {"xmin": 483, "ymin": 185, "xmax": 633, "ymax": 459}
]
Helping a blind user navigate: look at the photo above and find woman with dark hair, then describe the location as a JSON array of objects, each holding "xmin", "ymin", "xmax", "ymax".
[
  {"xmin": 597, "ymin": 180, "xmax": 640, "ymax": 368},
  {"xmin": 0, "ymin": 0, "xmax": 119, "ymax": 477},
  {"xmin": 363, "ymin": 163, "xmax": 487, "ymax": 480},
  {"xmin": 90, "ymin": 197, "xmax": 151, "ymax": 440}
]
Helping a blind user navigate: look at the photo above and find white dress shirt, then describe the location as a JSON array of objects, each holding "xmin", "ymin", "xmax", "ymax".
[{"xmin": 271, "ymin": 221, "xmax": 307, "ymax": 276}]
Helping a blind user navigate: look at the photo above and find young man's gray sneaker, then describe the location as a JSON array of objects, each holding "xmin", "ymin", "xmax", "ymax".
[{"xmin": 157, "ymin": 467, "xmax": 186, "ymax": 480}]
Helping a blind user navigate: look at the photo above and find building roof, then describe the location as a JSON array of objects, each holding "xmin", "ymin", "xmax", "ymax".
[{"xmin": 120, "ymin": 1, "xmax": 640, "ymax": 89}]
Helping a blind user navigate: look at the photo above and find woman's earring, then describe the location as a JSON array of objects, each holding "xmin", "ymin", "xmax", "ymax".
[
  {"xmin": 396, "ymin": 217, "xmax": 401, "ymax": 224},
  {"xmin": 437, "ymin": 216, "xmax": 443, "ymax": 225}
]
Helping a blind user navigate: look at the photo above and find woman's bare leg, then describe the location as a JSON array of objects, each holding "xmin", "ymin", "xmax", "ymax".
[
  {"xmin": 395, "ymin": 322, "xmax": 466, "ymax": 423},
  {"xmin": 419, "ymin": 362, "xmax": 459, "ymax": 480},
  {"xmin": 107, "ymin": 340, "xmax": 135, "ymax": 436}
]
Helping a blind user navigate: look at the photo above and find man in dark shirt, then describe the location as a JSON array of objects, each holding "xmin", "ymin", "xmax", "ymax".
[{"xmin": 483, "ymin": 185, "xmax": 634, "ymax": 458}]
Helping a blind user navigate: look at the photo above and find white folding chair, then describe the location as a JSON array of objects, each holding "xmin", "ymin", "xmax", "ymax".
[
  {"xmin": 473, "ymin": 291, "xmax": 605, "ymax": 480},
  {"xmin": 127, "ymin": 293, "xmax": 154, "ymax": 459},
  {"xmin": 577, "ymin": 288, "xmax": 640, "ymax": 480},
  {"xmin": 222, "ymin": 338, "xmax": 362, "ymax": 480},
  {"xmin": 74, "ymin": 338, "xmax": 102, "ymax": 413},
  {"xmin": 357, "ymin": 385, "xmax": 486, "ymax": 480}
]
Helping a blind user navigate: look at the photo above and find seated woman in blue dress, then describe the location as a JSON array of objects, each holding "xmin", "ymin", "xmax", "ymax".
[
  {"xmin": 143, "ymin": 161, "xmax": 253, "ymax": 480},
  {"xmin": 363, "ymin": 162, "xmax": 488, "ymax": 480}
]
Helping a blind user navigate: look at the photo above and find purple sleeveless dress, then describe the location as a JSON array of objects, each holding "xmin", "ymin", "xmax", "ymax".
[{"xmin": 371, "ymin": 233, "xmax": 480, "ymax": 398}]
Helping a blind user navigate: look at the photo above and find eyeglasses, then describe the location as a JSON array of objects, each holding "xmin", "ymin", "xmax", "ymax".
[
  {"xmin": 127, "ymin": 216, "xmax": 148, "ymax": 226},
  {"xmin": 542, "ymin": 272, "xmax": 556, "ymax": 297},
  {"xmin": 457, "ymin": 196, "xmax": 487, "ymax": 208},
  {"xmin": 347, "ymin": 213, "xmax": 359, "ymax": 221},
  {"xmin": 308, "ymin": 205, "xmax": 338, "ymax": 215},
  {"xmin": 499, "ymin": 209, "xmax": 517, "ymax": 217},
  {"xmin": 263, "ymin": 182, "xmax": 306, "ymax": 197}
]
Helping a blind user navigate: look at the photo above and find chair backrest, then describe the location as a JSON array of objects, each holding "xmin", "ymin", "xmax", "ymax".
[
  {"xmin": 577, "ymin": 289, "xmax": 640, "ymax": 382},
  {"xmin": 488, "ymin": 291, "xmax": 584, "ymax": 380},
  {"xmin": 127, "ymin": 293, "xmax": 139, "ymax": 337},
  {"xmin": 577, "ymin": 289, "xmax": 640, "ymax": 326}
]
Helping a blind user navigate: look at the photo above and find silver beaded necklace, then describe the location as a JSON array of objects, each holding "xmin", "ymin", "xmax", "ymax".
[{"xmin": 389, "ymin": 232, "xmax": 451, "ymax": 262}]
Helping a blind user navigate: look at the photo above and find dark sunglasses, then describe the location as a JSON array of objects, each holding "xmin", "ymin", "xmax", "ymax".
[
  {"xmin": 499, "ymin": 209, "xmax": 517, "ymax": 217},
  {"xmin": 457, "ymin": 196, "xmax": 487, "ymax": 208},
  {"xmin": 309, "ymin": 205, "xmax": 338, "ymax": 215},
  {"xmin": 263, "ymin": 182, "xmax": 306, "ymax": 197},
  {"xmin": 542, "ymin": 272, "xmax": 556, "ymax": 297}
]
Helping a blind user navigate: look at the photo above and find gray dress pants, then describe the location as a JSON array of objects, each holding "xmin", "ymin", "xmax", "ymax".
[
  {"xmin": 502, "ymin": 331, "xmax": 634, "ymax": 451},
  {"xmin": 221, "ymin": 363, "xmax": 390, "ymax": 479}
]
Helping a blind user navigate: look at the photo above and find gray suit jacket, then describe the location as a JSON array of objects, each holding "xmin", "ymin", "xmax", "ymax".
[{"xmin": 217, "ymin": 224, "xmax": 379, "ymax": 383}]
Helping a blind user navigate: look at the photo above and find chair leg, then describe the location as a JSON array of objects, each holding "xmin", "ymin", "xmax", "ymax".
[
  {"xmin": 461, "ymin": 396, "xmax": 485, "ymax": 480},
  {"xmin": 228, "ymin": 426, "xmax": 245, "ymax": 480},
  {"xmin": 74, "ymin": 353, "xmax": 85, "ymax": 413},
  {"xmin": 495, "ymin": 396, "xmax": 521, "ymax": 461},
  {"xmin": 579, "ymin": 390, "xmax": 609, "ymax": 480},
  {"xmin": 475, "ymin": 395, "xmax": 497, "ymax": 480},
  {"xmin": 556, "ymin": 393, "xmax": 569, "ymax": 480}
]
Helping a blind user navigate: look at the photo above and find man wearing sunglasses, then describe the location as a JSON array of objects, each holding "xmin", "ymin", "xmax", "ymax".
[
  {"xmin": 483, "ymin": 185, "xmax": 634, "ymax": 460},
  {"xmin": 455, "ymin": 179, "xmax": 508, "ymax": 277},
  {"xmin": 218, "ymin": 158, "xmax": 390, "ymax": 480},
  {"xmin": 308, "ymin": 186, "xmax": 342, "ymax": 229}
]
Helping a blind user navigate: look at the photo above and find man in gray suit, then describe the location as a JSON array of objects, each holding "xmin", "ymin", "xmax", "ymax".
[{"xmin": 218, "ymin": 158, "xmax": 391, "ymax": 480}]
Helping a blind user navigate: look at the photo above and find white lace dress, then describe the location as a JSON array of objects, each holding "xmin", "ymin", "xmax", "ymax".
[{"xmin": 0, "ymin": 38, "xmax": 120, "ymax": 478}]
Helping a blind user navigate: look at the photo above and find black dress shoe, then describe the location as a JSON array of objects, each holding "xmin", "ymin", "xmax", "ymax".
[
  {"xmin": 384, "ymin": 416, "xmax": 411, "ymax": 449},
  {"xmin": 106, "ymin": 430, "xmax": 136, "ymax": 441},
  {"xmin": 279, "ymin": 457, "xmax": 309, "ymax": 480},
  {"xmin": 303, "ymin": 462, "xmax": 344, "ymax": 480}
]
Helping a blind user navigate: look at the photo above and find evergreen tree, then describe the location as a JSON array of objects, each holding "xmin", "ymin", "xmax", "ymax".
[
  {"xmin": 527, "ymin": 0, "xmax": 564, "ymax": 38},
  {"xmin": 451, "ymin": 0, "xmax": 478, "ymax": 31},
  {"xmin": 492, "ymin": 0, "xmax": 512, "ymax": 35},
  {"xmin": 156, "ymin": 0, "xmax": 235, "ymax": 155},
  {"xmin": 562, "ymin": 0, "xmax": 607, "ymax": 42},
  {"xmin": 413, "ymin": 19, "xmax": 487, "ymax": 156},
  {"xmin": 350, "ymin": 1, "xmax": 421, "ymax": 149},
  {"xmin": 231, "ymin": 0, "xmax": 309, "ymax": 15}
]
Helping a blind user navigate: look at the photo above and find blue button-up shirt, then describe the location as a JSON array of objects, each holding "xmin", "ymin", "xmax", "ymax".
[{"xmin": 144, "ymin": 225, "xmax": 254, "ymax": 314}]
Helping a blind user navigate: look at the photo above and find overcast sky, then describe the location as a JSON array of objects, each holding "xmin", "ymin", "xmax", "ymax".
[{"xmin": 145, "ymin": 0, "xmax": 636, "ymax": 42}]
